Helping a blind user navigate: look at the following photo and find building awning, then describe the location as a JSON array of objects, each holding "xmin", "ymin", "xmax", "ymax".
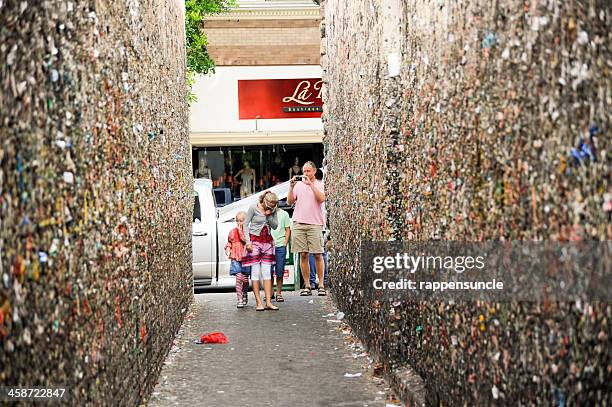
[{"xmin": 189, "ymin": 131, "xmax": 323, "ymax": 146}]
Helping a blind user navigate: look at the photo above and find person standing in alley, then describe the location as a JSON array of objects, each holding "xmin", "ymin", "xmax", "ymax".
[
  {"xmin": 309, "ymin": 234, "xmax": 328, "ymax": 290},
  {"xmin": 287, "ymin": 161, "xmax": 326, "ymax": 296},
  {"xmin": 271, "ymin": 206, "xmax": 291, "ymax": 302},
  {"xmin": 243, "ymin": 191, "xmax": 280, "ymax": 311},
  {"xmin": 308, "ymin": 167, "xmax": 328, "ymax": 290},
  {"xmin": 225, "ymin": 211, "xmax": 251, "ymax": 308}
]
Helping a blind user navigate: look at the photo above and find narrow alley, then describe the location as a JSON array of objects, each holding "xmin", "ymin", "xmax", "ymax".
[
  {"xmin": 149, "ymin": 292, "xmax": 394, "ymax": 407},
  {"xmin": 0, "ymin": 0, "xmax": 609, "ymax": 405}
]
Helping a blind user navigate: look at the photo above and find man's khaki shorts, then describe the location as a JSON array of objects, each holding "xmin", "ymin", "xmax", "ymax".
[{"xmin": 291, "ymin": 223, "xmax": 324, "ymax": 254}]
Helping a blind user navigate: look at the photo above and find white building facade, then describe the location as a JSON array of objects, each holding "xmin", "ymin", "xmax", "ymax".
[{"xmin": 190, "ymin": 0, "xmax": 323, "ymax": 201}]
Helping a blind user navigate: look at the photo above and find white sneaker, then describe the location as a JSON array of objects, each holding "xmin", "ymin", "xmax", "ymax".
[
  {"xmin": 236, "ymin": 300, "xmax": 244, "ymax": 308},
  {"xmin": 242, "ymin": 294, "xmax": 248, "ymax": 305}
]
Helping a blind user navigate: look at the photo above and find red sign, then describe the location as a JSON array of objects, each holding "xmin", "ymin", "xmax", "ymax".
[{"xmin": 238, "ymin": 78, "xmax": 323, "ymax": 119}]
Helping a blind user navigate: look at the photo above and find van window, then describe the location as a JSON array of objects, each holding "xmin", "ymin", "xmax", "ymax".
[
  {"xmin": 213, "ymin": 188, "xmax": 232, "ymax": 207},
  {"xmin": 194, "ymin": 185, "xmax": 216, "ymax": 222},
  {"xmin": 193, "ymin": 193, "xmax": 201, "ymax": 222}
]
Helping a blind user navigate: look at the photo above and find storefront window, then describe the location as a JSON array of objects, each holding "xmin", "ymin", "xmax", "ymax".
[{"xmin": 192, "ymin": 144, "xmax": 324, "ymax": 204}]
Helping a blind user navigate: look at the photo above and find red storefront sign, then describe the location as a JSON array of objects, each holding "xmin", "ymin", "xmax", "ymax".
[{"xmin": 238, "ymin": 78, "xmax": 323, "ymax": 119}]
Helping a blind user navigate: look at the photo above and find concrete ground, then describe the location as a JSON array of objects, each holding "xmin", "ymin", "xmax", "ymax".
[{"xmin": 148, "ymin": 291, "xmax": 398, "ymax": 407}]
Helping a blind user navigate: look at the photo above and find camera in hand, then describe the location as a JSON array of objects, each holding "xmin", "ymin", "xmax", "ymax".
[{"xmin": 293, "ymin": 175, "xmax": 305, "ymax": 182}]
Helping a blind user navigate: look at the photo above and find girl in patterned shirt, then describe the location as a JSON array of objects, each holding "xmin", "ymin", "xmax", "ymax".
[{"xmin": 225, "ymin": 211, "xmax": 251, "ymax": 308}]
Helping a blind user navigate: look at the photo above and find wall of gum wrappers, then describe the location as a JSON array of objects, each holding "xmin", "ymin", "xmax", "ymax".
[
  {"xmin": 320, "ymin": 0, "xmax": 610, "ymax": 404},
  {"xmin": 0, "ymin": 1, "xmax": 191, "ymax": 403}
]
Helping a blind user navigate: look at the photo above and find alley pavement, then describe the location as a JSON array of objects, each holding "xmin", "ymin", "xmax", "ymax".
[{"xmin": 148, "ymin": 291, "xmax": 393, "ymax": 407}]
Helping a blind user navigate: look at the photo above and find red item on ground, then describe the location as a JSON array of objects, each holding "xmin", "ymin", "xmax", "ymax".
[{"xmin": 200, "ymin": 332, "xmax": 228, "ymax": 344}]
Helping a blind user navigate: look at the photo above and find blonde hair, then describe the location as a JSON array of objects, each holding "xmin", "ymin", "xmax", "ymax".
[
  {"xmin": 259, "ymin": 190, "xmax": 279, "ymax": 207},
  {"xmin": 235, "ymin": 211, "xmax": 246, "ymax": 221}
]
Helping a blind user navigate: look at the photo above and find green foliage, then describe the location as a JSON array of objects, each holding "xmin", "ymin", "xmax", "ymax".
[
  {"xmin": 186, "ymin": 69, "xmax": 197, "ymax": 105},
  {"xmin": 185, "ymin": 0, "xmax": 234, "ymax": 103}
]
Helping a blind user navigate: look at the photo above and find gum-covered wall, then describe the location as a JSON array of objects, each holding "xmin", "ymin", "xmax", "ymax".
[
  {"xmin": 321, "ymin": 0, "xmax": 610, "ymax": 404},
  {"xmin": 0, "ymin": 1, "xmax": 192, "ymax": 403}
]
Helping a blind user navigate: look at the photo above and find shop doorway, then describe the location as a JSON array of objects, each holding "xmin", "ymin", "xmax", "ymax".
[{"xmin": 192, "ymin": 143, "xmax": 324, "ymax": 204}]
